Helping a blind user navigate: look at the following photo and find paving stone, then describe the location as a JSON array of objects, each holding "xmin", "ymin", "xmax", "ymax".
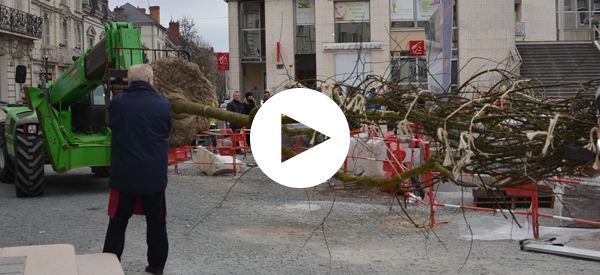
[
  {"xmin": 0, "ymin": 256, "xmax": 25, "ymax": 275},
  {"xmin": 0, "ymin": 257, "xmax": 26, "ymax": 266}
]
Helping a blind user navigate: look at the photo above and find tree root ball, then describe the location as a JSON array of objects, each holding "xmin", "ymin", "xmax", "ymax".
[{"xmin": 150, "ymin": 57, "xmax": 218, "ymax": 148}]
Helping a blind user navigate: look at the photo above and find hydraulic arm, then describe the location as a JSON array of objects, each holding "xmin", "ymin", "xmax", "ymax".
[{"xmin": 0, "ymin": 22, "xmax": 147, "ymax": 197}]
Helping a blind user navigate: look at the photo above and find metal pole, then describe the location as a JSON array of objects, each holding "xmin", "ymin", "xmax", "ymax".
[
  {"xmin": 81, "ymin": 14, "xmax": 85, "ymax": 50},
  {"xmin": 44, "ymin": 49, "xmax": 49, "ymax": 83}
]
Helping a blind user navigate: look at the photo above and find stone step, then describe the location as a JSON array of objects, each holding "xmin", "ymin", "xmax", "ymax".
[
  {"xmin": 519, "ymin": 74, "xmax": 600, "ymax": 78},
  {"xmin": 0, "ymin": 254, "xmax": 26, "ymax": 275},
  {"xmin": 0, "ymin": 244, "xmax": 124, "ymax": 275},
  {"xmin": 516, "ymin": 42, "xmax": 600, "ymax": 98},
  {"xmin": 76, "ymin": 254, "xmax": 124, "ymax": 275},
  {"xmin": 0, "ymin": 244, "xmax": 78, "ymax": 275}
]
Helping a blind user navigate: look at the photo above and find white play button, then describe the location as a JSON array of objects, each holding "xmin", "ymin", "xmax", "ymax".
[{"xmin": 251, "ymin": 88, "xmax": 350, "ymax": 188}]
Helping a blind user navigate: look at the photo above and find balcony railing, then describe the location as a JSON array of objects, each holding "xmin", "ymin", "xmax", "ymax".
[{"xmin": 0, "ymin": 4, "xmax": 42, "ymax": 38}]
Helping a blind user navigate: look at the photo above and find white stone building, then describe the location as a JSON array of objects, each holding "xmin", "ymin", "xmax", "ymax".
[
  {"xmin": 223, "ymin": 0, "xmax": 578, "ymax": 99},
  {"xmin": 0, "ymin": 0, "xmax": 114, "ymax": 104},
  {"xmin": 112, "ymin": 4, "xmax": 180, "ymax": 61},
  {"xmin": 0, "ymin": 0, "xmax": 41, "ymax": 103},
  {"xmin": 556, "ymin": 0, "xmax": 600, "ymax": 41}
]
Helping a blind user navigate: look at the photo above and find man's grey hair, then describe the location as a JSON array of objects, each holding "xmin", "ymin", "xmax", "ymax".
[
  {"xmin": 128, "ymin": 64, "xmax": 154, "ymax": 83},
  {"xmin": 233, "ymin": 91, "xmax": 240, "ymax": 95}
]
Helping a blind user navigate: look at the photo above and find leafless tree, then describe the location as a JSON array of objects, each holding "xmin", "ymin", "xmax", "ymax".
[{"xmin": 178, "ymin": 16, "xmax": 227, "ymax": 102}]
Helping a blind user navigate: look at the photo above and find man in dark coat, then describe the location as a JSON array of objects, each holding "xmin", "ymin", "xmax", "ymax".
[
  {"xmin": 243, "ymin": 92, "xmax": 256, "ymax": 147},
  {"xmin": 102, "ymin": 64, "xmax": 171, "ymax": 275},
  {"xmin": 226, "ymin": 91, "xmax": 245, "ymax": 154}
]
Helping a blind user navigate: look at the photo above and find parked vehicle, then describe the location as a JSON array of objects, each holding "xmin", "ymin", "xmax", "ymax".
[{"xmin": 220, "ymin": 100, "xmax": 230, "ymax": 109}]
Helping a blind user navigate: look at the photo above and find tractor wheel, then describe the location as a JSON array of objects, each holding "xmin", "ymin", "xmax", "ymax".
[
  {"xmin": 92, "ymin": 166, "xmax": 110, "ymax": 177},
  {"xmin": 14, "ymin": 128, "xmax": 44, "ymax": 197},
  {"xmin": 0, "ymin": 123, "xmax": 15, "ymax": 183}
]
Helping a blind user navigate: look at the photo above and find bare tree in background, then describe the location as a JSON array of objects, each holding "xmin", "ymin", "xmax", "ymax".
[
  {"xmin": 214, "ymin": 70, "xmax": 227, "ymax": 102},
  {"xmin": 179, "ymin": 16, "xmax": 227, "ymax": 102}
]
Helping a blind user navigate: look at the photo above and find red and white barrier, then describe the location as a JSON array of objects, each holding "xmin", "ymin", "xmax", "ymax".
[{"xmin": 339, "ymin": 129, "xmax": 600, "ymax": 239}]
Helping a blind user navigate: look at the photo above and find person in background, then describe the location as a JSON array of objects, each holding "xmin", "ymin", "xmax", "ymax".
[
  {"xmin": 347, "ymin": 88, "xmax": 357, "ymax": 98},
  {"xmin": 226, "ymin": 91, "xmax": 245, "ymax": 154},
  {"xmin": 366, "ymin": 87, "xmax": 382, "ymax": 112},
  {"xmin": 102, "ymin": 64, "xmax": 170, "ymax": 275},
  {"xmin": 243, "ymin": 92, "xmax": 257, "ymax": 148},
  {"xmin": 260, "ymin": 91, "xmax": 270, "ymax": 105},
  {"xmin": 208, "ymin": 119, "xmax": 218, "ymax": 151}
]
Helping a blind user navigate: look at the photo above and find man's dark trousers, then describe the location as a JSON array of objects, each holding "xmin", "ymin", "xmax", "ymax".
[{"xmin": 103, "ymin": 191, "xmax": 168, "ymax": 269}]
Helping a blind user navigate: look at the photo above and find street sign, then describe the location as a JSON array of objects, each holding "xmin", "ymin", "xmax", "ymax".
[
  {"xmin": 409, "ymin": 40, "xmax": 425, "ymax": 56},
  {"xmin": 217, "ymin": 52, "xmax": 229, "ymax": 71}
]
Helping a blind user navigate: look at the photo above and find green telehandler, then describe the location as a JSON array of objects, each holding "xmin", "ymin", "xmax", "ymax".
[{"xmin": 0, "ymin": 22, "xmax": 187, "ymax": 197}]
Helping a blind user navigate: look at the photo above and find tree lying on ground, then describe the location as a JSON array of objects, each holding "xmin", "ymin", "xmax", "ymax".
[{"xmin": 156, "ymin": 57, "xmax": 600, "ymax": 195}]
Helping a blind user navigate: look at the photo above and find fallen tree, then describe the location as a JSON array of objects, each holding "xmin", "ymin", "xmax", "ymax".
[{"xmin": 157, "ymin": 57, "xmax": 600, "ymax": 193}]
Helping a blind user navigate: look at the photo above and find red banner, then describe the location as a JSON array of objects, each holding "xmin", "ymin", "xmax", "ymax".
[
  {"xmin": 409, "ymin": 40, "xmax": 425, "ymax": 56},
  {"xmin": 217, "ymin": 52, "xmax": 229, "ymax": 71}
]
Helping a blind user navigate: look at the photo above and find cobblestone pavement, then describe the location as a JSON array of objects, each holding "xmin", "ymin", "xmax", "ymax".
[{"xmin": 1, "ymin": 156, "xmax": 600, "ymax": 274}]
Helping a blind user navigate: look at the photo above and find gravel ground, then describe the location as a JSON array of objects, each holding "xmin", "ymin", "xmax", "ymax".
[{"xmin": 1, "ymin": 156, "xmax": 600, "ymax": 275}]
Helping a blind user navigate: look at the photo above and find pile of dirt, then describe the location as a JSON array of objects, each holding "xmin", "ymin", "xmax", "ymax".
[{"xmin": 150, "ymin": 57, "xmax": 217, "ymax": 147}]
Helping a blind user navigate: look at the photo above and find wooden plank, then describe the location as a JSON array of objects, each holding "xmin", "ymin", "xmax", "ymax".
[
  {"xmin": 473, "ymin": 201, "xmax": 554, "ymax": 209},
  {"xmin": 473, "ymin": 196, "xmax": 555, "ymax": 209},
  {"xmin": 472, "ymin": 185, "xmax": 555, "ymax": 209}
]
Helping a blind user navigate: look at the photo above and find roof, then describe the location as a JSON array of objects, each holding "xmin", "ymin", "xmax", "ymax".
[
  {"xmin": 121, "ymin": 3, "xmax": 166, "ymax": 31},
  {"xmin": 83, "ymin": 0, "xmax": 118, "ymax": 23}
]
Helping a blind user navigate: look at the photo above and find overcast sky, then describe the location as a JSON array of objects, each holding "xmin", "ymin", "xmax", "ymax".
[{"xmin": 122, "ymin": 0, "xmax": 229, "ymax": 53}]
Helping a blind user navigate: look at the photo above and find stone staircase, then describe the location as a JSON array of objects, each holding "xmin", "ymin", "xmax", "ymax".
[
  {"xmin": 0, "ymin": 244, "xmax": 124, "ymax": 275},
  {"xmin": 516, "ymin": 41, "xmax": 600, "ymax": 98}
]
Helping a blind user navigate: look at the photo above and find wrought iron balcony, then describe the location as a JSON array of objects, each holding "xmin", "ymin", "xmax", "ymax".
[{"xmin": 0, "ymin": 4, "xmax": 43, "ymax": 38}]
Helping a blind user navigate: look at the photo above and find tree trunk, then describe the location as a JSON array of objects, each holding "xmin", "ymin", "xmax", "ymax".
[{"xmin": 169, "ymin": 99, "xmax": 251, "ymax": 128}]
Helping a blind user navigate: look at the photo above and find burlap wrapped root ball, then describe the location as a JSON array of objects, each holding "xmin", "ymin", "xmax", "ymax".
[{"xmin": 150, "ymin": 57, "xmax": 217, "ymax": 148}]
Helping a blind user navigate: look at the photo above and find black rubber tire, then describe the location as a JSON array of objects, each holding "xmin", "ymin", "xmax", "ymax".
[
  {"xmin": 14, "ymin": 128, "xmax": 44, "ymax": 197},
  {"xmin": 92, "ymin": 166, "xmax": 110, "ymax": 177},
  {"xmin": 0, "ymin": 123, "xmax": 15, "ymax": 184}
]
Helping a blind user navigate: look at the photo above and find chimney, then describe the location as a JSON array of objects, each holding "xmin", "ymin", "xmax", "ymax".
[
  {"xmin": 102, "ymin": 0, "xmax": 108, "ymax": 8},
  {"xmin": 137, "ymin": 6, "xmax": 146, "ymax": 14},
  {"xmin": 114, "ymin": 6, "xmax": 125, "ymax": 21},
  {"xmin": 149, "ymin": 6, "xmax": 160, "ymax": 24},
  {"xmin": 169, "ymin": 21, "xmax": 180, "ymax": 46}
]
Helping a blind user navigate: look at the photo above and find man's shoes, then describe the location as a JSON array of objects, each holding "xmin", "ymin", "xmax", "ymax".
[
  {"xmin": 145, "ymin": 266, "xmax": 164, "ymax": 275},
  {"xmin": 236, "ymin": 150, "xmax": 244, "ymax": 154}
]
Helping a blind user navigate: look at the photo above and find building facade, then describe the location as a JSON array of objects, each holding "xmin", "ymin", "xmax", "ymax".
[
  {"xmin": 0, "ymin": 0, "xmax": 41, "ymax": 103},
  {"xmin": 224, "ymin": 0, "xmax": 461, "ymax": 98},
  {"xmin": 223, "ymin": 0, "xmax": 568, "ymax": 99},
  {"xmin": 0, "ymin": 0, "xmax": 114, "ymax": 104},
  {"xmin": 113, "ymin": 4, "xmax": 179, "ymax": 62},
  {"xmin": 556, "ymin": 0, "xmax": 600, "ymax": 41}
]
